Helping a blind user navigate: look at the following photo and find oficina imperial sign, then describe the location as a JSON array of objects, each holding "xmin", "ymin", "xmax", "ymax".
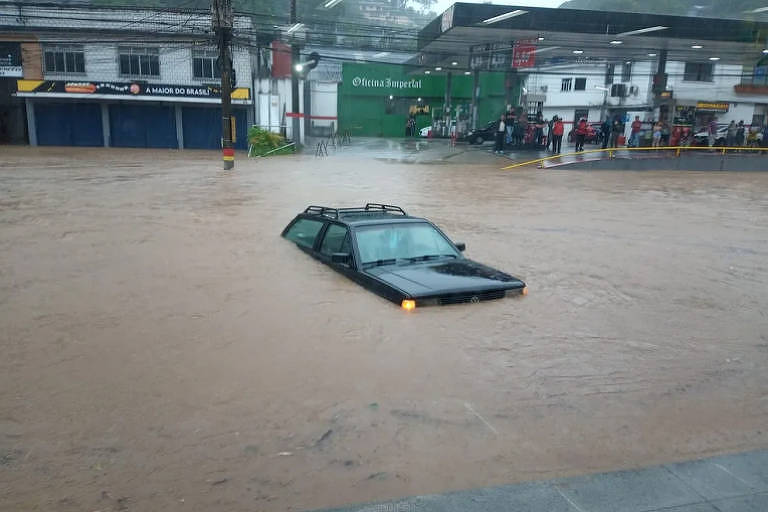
[{"xmin": 351, "ymin": 76, "xmax": 423, "ymax": 90}]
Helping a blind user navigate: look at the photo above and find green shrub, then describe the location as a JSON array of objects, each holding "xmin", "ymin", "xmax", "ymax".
[{"xmin": 248, "ymin": 126, "xmax": 294, "ymax": 156}]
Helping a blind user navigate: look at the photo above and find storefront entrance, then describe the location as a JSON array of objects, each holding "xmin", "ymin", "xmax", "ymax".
[
  {"xmin": 110, "ymin": 104, "xmax": 177, "ymax": 149},
  {"xmin": 0, "ymin": 78, "xmax": 26, "ymax": 144},
  {"xmin": 35, "ymin": 102, "xmax": 103, "ymax": 146},
  {"xmin": 182, "ymin": 106, "xmax": 248, "ymax": 150}
]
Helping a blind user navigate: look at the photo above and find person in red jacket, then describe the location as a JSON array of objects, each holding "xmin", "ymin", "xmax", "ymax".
[
  {"xmin": 575, "ymin": 117, "xmax": 588, "ymax": 152},
  {"xmin": 551, "ymin": 116, "xmax": 564, "ymax": 154},
  {"xmin": 629, "ymin": 116, "xmax": 642, "ymax": 147}
]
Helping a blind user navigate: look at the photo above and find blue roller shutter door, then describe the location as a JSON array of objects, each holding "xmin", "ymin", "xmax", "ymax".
[
  {"xmin": 110, "ymin": 104, "xmax": 177, "ymax": 148},
  {"xmin": 181, "ymin": 106, "xmax": 218, "ymax": 149},
  {"xmin": 182, "ymin": 107, "xmax": 248, "ymax": 150},
  {"xmin": 35, "ymin": 103, "xmax": 103, "ymax": 146},
  {"xmin": 233, "ymin": 109, "xmax": 247, "ymax": 150}
]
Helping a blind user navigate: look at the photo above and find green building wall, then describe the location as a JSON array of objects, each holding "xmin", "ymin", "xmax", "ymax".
[{"xmin": 338, "ymin": 63, "xmax": 516, "ymax": 137}]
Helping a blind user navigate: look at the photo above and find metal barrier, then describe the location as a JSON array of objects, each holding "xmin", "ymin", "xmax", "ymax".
[
  {"xmin": 248, "ymin": 142, "xmax": 295, "ymax": 158},
  {"xmin": 326, "ymin": 130, "xmax": 351, "ymax": 149},
  {"xmin": 501, "ymin": 146, "xmax": 768, "ymax": 170}
]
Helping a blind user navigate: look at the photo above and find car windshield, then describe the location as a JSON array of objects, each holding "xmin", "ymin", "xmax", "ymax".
[{"xmin": 356, "ymin": 222, "xmax": 459, "ymax": 266}]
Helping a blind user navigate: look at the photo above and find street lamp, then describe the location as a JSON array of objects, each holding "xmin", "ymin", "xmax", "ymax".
[{"xmin": 293, "ymin": 52, "xmax": 320, "ymax": 77}]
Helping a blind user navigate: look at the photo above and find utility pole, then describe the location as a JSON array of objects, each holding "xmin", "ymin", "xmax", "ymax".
[
  {"xmin": 213, "ymin": 0, "xmax": 234, "ymax": 169},
  {"xmin": 290, "ymin": 0, "xmax": 301, "ymax": 145}
]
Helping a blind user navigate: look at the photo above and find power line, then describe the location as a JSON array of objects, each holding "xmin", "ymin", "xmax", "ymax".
[
  {"xmin": 4, "ymin": 3, "xmax": 766, "ymax": 76},
  {"xmin": 6, "ymin": 3, "xmax": 766, "ymax": 60}
]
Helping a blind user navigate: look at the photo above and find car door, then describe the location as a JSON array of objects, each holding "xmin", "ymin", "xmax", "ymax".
[
  {"xmin": 317, "ymin": 223, "xmax": 357, "ymax": 276},
  {"xmin": 282, "ymin": 216, "xmax": 327, "ymax": 256}
]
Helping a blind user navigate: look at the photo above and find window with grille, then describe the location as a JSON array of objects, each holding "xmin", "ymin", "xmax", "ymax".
[
  {"xmin": 561, "ymin": 78, "xmax": 572, "ymax": 92},
  {"xmin": 622, "ymin": 62, "xmax": 632, "ymax": 82},
  {"xmin": 684, "ymin": 62, "xmax": 713, "ymax": 82},
  {"xmin": 605, "ymin": 64, "xmax": 615, "ymax": 85},
  {"xmin": 192, "ymin": 49, "xmax": 221, "ymax": 80},
  {"xmin": 574, "ymin": 77, "xmax": 587, "ymax": 91},
  {"xmin": 526, "ymin": 101, "xmax": 543, "ymax": 116},
  {"xmin": 44, "ymin": 45, "xmax": 85, "ymax": 74},
  {"xmin": 119, "ymin": 47, "xmax": 160, "ymax": 77}
]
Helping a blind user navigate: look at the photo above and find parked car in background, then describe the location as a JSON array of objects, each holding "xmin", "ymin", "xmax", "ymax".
[
  {"xmin": 464, "ymin": 121, "xmax": 497, "ymax": 145},
  {"xmin": 692, "ymin": 126, "xmax": 728, "ymax": 146}
]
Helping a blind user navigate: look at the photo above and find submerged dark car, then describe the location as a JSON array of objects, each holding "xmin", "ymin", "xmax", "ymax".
[{"xmin": 281, "ymin": 203, "xmax": 527, "ymax": 309}]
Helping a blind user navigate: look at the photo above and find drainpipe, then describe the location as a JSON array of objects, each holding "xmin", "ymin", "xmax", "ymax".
[
  {"xmin": 471, "ymin": 69, "xmax": 479, "ymax": 131},
  {"xmin": 444, "ymin": 70, "xmax": 452, "ymax": 135}
]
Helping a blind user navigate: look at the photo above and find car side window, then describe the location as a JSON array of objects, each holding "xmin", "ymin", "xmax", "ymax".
[
  {"xmin": 284, "ymin": 218, "xmax": 325, "ymax": 249},
  {"xmin": 320, "ymin": 224, "xmax": 350, "ymax": 256}
]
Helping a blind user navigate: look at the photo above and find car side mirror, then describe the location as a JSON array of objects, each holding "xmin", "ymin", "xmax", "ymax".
[
  {"xmin": 331, "ymin": 252, "xmax": 351, "ymax": 264},
  {"xmin": 455, "ymin": 242, "xmax": 466, "ymax": 252}
]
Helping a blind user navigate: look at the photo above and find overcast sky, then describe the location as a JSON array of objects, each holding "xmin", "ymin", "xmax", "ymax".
[{"xmin": 432, "ymin": 0, "xmax": 564, "ymax": 15}]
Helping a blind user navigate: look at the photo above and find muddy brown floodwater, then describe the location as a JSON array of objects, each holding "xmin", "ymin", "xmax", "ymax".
[{"xmin": 1, "ymin": 146, "xmax": 768, "ymax": 512}]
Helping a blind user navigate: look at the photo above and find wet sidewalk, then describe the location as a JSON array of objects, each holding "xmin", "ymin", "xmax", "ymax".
[
  {"xmin": 305, "ymin": 136, "xmax": 550, "ymax": 165},
  {"xmin": 311, "ymin": 449, "xmax": 768, "ymax": 512},
  {"xmin": 304, "ymin": 137, "xmax": 768, "ymax": 171}
]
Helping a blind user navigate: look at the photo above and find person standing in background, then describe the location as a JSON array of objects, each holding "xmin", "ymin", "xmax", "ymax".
[
  {"xmin": 534, "ymin": 111, "xmax": 545, "ymax": 147},
  {"xmin": 736, "ymin": 120, "xmax": 746, "ymax": 148},
  {"xmin": 629, "ymin": 116, "xmax": 642, "ymax": 147},
  {"xmin": 670, "ymin": 126, "xmax": 682, "ymax": 147},
  {"xmin": 494, "ymin": 114, "xmax": 506, "ymax": 154},
  {"xmin": 601, "ymin": 117, "xmax": 611, "ymax": 149},
  {"xmin": 661, "ymin": 120, "xmax": 670, "ymax": 146},
  {"xmin": 575, "ymin": 117, "xmax": 588, "ymax": 152},
  {"xmin": 761, "ymin": 122, "xmax": 768, "ymax": 151},
  {"xmin": 517, "ymin": 114, "xmax": 528, "ymax": 147},
  {"xmin": 708, "ymin": 117, "xmax": 718, "ymax": 148},
  {"xmin": 726, "ymin": 120, "xmax": 737, "ymax": 147},
  {"xmin": 546, "ymin": 116, "xmax": 555, "ymax": 152},
  {"xmin": 552, "ymin": 116, "xmax": 564, "ymax": 154},
  {"xmin": 652, "ymin": 121, "xmax": 663, "ymax": 147},
  {"xmin": 505, "ymin": 108, "xmax": 514, "ymax": 146},
  {"xmin": 610, "ymin": 116, "xmax": 622, "ymax": 148}
]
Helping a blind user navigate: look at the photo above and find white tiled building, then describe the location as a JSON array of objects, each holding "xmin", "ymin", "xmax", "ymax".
[
  {"xmin": 1, "ymin": 4, "xmax": 255, "ymax": 149},
  {"xmin": 527, "ymin": 58, "xmax": 767, "ymax": 135}
]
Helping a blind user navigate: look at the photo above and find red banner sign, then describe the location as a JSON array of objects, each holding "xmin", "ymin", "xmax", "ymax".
[{"xmin": 512, "ymin": 39, "xmax": 537, "ymax": 68}]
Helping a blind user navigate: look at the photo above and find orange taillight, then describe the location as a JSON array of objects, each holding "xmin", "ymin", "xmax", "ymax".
[{"xmin": 401, "ymin": 299, "xmax": 416, "ymax": 311}]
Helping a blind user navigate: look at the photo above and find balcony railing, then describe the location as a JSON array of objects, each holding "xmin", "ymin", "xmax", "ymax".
[{"xmin": 735, "ymin": 69, "xmax": 768, "ymax": 94}]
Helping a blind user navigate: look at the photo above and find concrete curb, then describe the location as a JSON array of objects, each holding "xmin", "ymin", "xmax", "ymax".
[{"xmin": 309, "ymin": 449, "xmax": 768, "ymax": 512}]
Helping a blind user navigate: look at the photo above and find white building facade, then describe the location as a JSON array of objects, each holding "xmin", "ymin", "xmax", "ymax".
[
  {"xmin": 2, "ymin": 4, "xmax": 255, "ymax": 149},
  {"xmin": 526, "ymin": 57, "xmax": 768, "ymax": 139}
]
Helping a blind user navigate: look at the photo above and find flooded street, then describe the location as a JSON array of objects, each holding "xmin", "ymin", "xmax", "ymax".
[{"xmin": 2, "ymin": 146, "xmax": 768, "ymax": 512}]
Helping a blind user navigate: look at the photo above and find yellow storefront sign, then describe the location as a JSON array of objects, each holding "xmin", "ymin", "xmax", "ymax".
[{"xmin": 696, "ymin": 101, "xmax": 729, "ymax": 112}]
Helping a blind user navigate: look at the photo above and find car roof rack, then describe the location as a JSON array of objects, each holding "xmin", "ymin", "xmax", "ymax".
[{"xmin": 304, "ymin": 203, "xmax": 407, "ymax": 219}]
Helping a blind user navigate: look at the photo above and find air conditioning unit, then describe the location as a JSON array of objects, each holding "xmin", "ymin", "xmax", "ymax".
[
  {"xmin": 629, "ymin": 85, "xmax": 639, "ymax": 96},
  {"xmin": 539, "ymin": 85, "xmax": 548, "ymax": 93}
]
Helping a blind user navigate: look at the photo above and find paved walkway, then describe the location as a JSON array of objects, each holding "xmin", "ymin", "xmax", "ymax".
[
  {"xmin": 305, "ymin": 136, "xmax": 550, "ymax": 165},
  {"xmin": 304, "ymin": 137, "xmax": 768, "ymax": 171},
  {"xmin": 311, "ymin": 449, "xmax": 768, "ymax": 512}
]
